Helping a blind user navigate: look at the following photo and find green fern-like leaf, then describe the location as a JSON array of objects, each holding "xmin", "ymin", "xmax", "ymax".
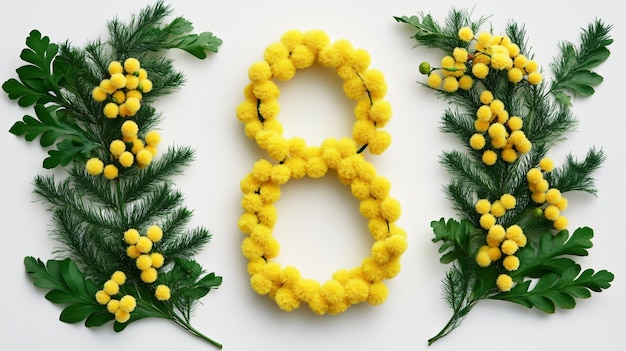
[
  {"xmin": 514, "ymin": 227, "xmax": 594, "ymax": 278},
  {"xmin": 24, "ymin": 256, "xmax": 105, "ymax": 324},
  {"xmin": 549, "ymin": 19, "xmax": 613, "ymax": 105},
  {"xmin": 492, "ymin": 264, "xmax": 613, "ymax": 312}
]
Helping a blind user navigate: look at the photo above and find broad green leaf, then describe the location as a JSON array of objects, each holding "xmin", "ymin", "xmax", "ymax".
[
  {"xmin": 45, "ymin": 259, "xmax": 64, "ymax": 282},
  {"xmin": 16, "ymin": 65, "xmax": 45, "ymax": 80},
  {"xmin": 84, "ymin": 278, "xmax": 99, "ymax": 298},
  {"xmin": 550, "ymin": 20, "xmax": 612, "ymax": 100},
  {"xmin": 45, "ymin": 290, "xmax": 84, "ymax": 304},
  {"xmin": 24, "ymin": 256, "xmax": 104, "ymax": 324},
  {"xmin": 60, "ymin": 258, "xmax": 89, "ymax": 297},
  {"xmin": 112, "ymin": 306, "xmax": 163, "ymax": 332},
  {"xmin": 52, "ymin": 56, "xmax": 69, "ymax": 85},
  {"xmin": 560, "ymin": 71, "xmax": 603, "ymax": 97},
  {"xmin": 193, "ymin": 272, "xmax": 223, "ymax": 299},
  {"xmin": 24, "ymin": 256, "xmax": 42, "ymax": 272},
  {"xmin": 196, "ymin": 272, "xmax": 222, "ymax": 288},
  {"xmin": 162, "ymin": 17, "xmax": 222, "ymax": 58},
  {"xmin": 8, "ymin": 102, "xmax": 98, "ymax": 169},
  {"xmin": 167, "ymin": 32, "xmax": 223, "ymax": 58},
  {"xmin": 113, "ymin": 322, "xmax": 130, "ymax": 333},
  {"xmin": 578, "ymin": 268, "xmax": 614, "ymax": 292},
  {"xmin": 431, "ymin": 218, "xmax": 475, "ymax": 265},
  {"xmin": 2, "ymin": 78, "xmax": 49, "ymax": 107},
  {"xmin": 40, "ymin": 130, "xmax": 58, "ymax": 147},
  {"xmin": 514, "ymin": 227, "xmax": 594, "ymax": 278},
  {"xmin": 579, "ymin": 47, "xmax": 611, "ymax": 70},
  {"xmin": 60, "ymin": 304, "xmax": 101, "ymax": 323},
  {"xmin": 552, "ymin": 90, "xmax": 572, "ymax": 106},
  {"xmin": 42, "ymin": 137, "xmax": 99, "ymax": 169},
  {"xmin": 492, "ymin": 264, "xmax": 614, "ymax": 313},
  {"xmin": 177, "ymin": 258, "xmax": 203, "ymax": 280},
  {"xmin": 3, "ymin": 30, "xmax": 62, "ymax": 107},
  {"xmin": 25, "ymin": 257, "xmax": 62, "ymax": 290},
  {"xmin": 14, "ymin": 115, "xmax": 43, "ymax": 141},
  {"xmin": 22, "ymin": 29, "xmax": 58, "ymax": 69},
  {"xmin": 439, "ymin": 251, "xmax": 458, "ymax": 265},
  {"xmin": 43, "ymin": 150, "xmax": 63, "ymax": 169},
  {"xmin": 85, "ymin": 311, "xmax": 114, "ymax": 328},
  {"xmin": 188, "ymin": 287, "xmax": 210, "ymax": 299},
  {"xmin": 393, "ymin": 15, "xmax": 420, "ymax": 27},
  {"xmin": 165, "ymin": 16, "xmax": 194, "ymax": 35}
]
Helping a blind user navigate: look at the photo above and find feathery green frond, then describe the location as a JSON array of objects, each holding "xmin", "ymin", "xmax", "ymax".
[
  {"xmin": 119, "ymin": 146, "xmax": 195, "ymax": 203},
  {"xmin": 440, "ymin": 150, "xmax": 496, "ymax": 194},
  {"xmin": 161, "ymin": 227, "xmax": 212, "ymax": 259},
  {"xmin": 547, "ymin": 148, "xmax": 605, "ymax": 194},
  {"xmin": 394, "ymin": 8, "xmax": 489, "ymax": 53},
  {"xmin": 7, "ymin": 2, "xmax": 223, "ymax": 348},
  {"xmin": 549, "ymin": 19, "xmax": 612, "ymax": 105},
  {"xmin": 397, "ymin": 8, "xmax": 613, "ymax": 345}
]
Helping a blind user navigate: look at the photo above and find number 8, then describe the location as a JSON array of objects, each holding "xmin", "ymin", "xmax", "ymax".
[{"xmin": 236, "ymin": 29, "xmax": 407, "ymax": 315}]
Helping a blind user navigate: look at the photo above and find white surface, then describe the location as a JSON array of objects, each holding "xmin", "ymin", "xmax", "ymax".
[{"xmin": 0, "ymin": 0, "xmax": 623, "ymax": 350}]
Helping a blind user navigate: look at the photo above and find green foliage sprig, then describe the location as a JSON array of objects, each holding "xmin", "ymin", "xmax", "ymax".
[
  {"xmin": 396, "ymin": 8, "xmax": 614, "ymax": 345},
  {"xmin": 4, "ymin": 1, "xmax": 224, "ymax": 348},
  {"xmin": 4, "ymin": 0, "xmax": 222, "ymax": 168}
]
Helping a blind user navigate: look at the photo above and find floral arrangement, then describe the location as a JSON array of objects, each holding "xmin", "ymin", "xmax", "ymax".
[
  {"xmin": 3, "ymin": 1, "xmax": 224, "ymax": 348},
  {"xmin": 236, "ymin": 29, "xmax": 407, "ymax": 314},
  {"xmin": 395, "ymin": 8, "xmax": 615, "ymax": 344}
]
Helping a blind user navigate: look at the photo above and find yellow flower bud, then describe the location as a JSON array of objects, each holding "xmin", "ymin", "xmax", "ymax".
[
  {"xmin": 103, "ymin": 280, "xmax": 119, "ymax": 295},
  {"xmin": 146, "ymin": 225, "xmax": 163, "ymax": 242},
  {"xmin": 136, "ymin": 254, "xmax": 153, "ymax": 271},
  {"xmin": 103, "ymin": 164, "xmax": 119, "ymax": 180},
  {"xmin": 124, "ymin": 57, "xmax": 141, "ymax": 74},
  {"xmin": 458, "ymin": 27, "xmax": 474, "ymax": 42},
  {"xmin": 108, "ymin": 61, "xmax": 123, "ymax": 75},
  {"xmin": 496, "ymin": 274, "xmax": 514, "ymax": 292},
  {"xmin": 140, "ymin": 267, "xmax": 158, "ymax": 283},
  {"xmin": 155, "ymin": 284, "xmax": 171, "ymax": 301},
  {"xmin": 85, "ymin": 158, "xmax": 104, "ymax": 176}
]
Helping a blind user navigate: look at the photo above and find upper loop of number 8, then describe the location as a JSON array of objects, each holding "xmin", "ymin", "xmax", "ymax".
[{"xmin": 236, "ymin": 29, "xmax": 407, "ymax": 315}]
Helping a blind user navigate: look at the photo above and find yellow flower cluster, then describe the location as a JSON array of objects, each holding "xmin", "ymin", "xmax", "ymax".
[
  {"xmin": 95, "ymin": 271, "xmax": 137, "ymax": 323},
  {"xmin": 123, "ymin": 225, "xmax": 170, "ymax": 297},
  {"xmin": 114, "ymin": 122, "xmax": 161, "ymax": 169},
  {"xmin": 426, "ymin": 27, "xmax": 542, "ymax": 92},
  {"xmin": 236, "ymin": 29, "xmax": 392, "ymax": 158},
  {"xmin": 91, "ymin": 58, "xmax": 153, "ymax": 119},
  {"xmin": 85, "ymin": 123, "xmax": 161, "ymax": 180},
  {"xmin": 469, "ymin": 90, "xmax": 532, "ymax": 165},
  {"xmin": 85, "ymin": 57, "xmax": 161, "ymax": 179},
  {"xmin": 236, "ymin": 30, "xmax": 406, "ymax": 314},
  {"xmin": 94, "ymin": 227, "xmax": 171, "ymax": 321},
  {"xmin": 474, "ymin": 193, "xmax": 527, "ymax": 292},
  {"xmin": 473, "ymin": 157, "xmax": 568, "ymax": 292},
  {"xmin": 527, "ymin": 158, "xmax": 569, "ymax": 230}
]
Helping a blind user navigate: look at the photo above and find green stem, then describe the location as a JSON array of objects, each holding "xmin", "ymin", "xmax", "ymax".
[
  {"xmin": 428, "ymin": 301, "xmax": 476, "ymax": 346},
  {"xmin": 428, "ymin": 313, "xmax": 458, "ymax": 345},
  {"xmin": 115, "ymin": 181, "xmax": 128, "ymax": 225},
  {"xmin": 171, "ymin": 312, "xmax": 222, "ymax": 349},
  {"xmin": 356, "ymin": 143, "xmax": 368, "ymax": 154}
]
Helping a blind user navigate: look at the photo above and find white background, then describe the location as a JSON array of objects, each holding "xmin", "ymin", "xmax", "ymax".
[{"xmin": 1, "ymin": 0, "xmax": 623, "ymax": 350}]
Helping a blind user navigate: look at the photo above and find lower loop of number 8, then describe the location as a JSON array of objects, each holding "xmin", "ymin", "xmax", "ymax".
[{"xmin": 236, "ymin": 29, "xmax": 407, "ymax": 315}]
